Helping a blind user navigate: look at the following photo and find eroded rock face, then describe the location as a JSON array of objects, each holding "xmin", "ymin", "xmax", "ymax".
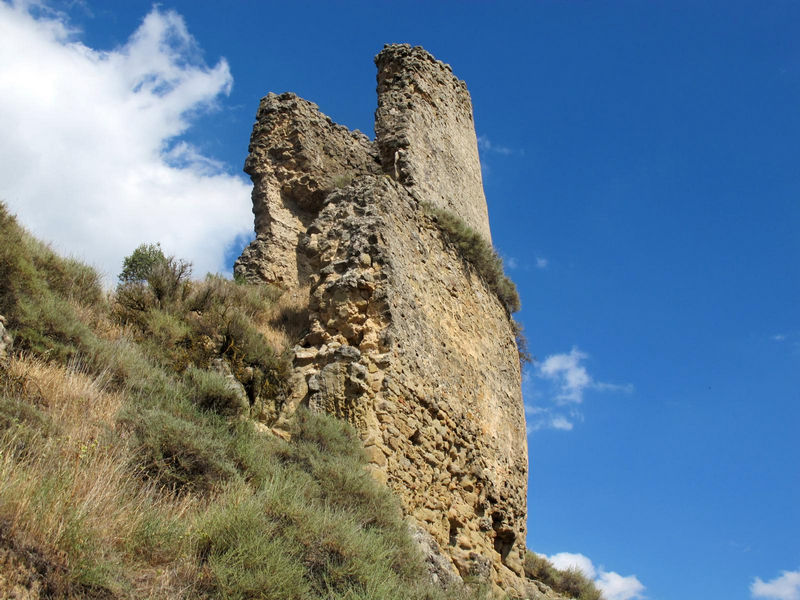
[
  {"xmin": 0, "ymin": 315, "xmax": 13, "ymax": 362},
  {"xmin": 234, "ymin": 92, "xmax": 380, "ymax": 287},
  {"xmin": 237, "ymin": 45, "xmax": 528, "ymax": 595}
]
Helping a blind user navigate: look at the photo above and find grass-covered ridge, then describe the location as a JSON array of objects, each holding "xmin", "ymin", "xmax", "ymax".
[{"xmin": 0, "ymin": 203, "xmax": 485, "ymax": 599}]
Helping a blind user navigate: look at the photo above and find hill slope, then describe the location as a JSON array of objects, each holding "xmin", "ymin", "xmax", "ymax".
[{"xmin": 0, "ymin": 203, "xmax": 600, "ymax": 600}]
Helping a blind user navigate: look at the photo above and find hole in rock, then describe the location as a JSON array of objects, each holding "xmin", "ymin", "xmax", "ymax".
[{"xmin": 448, "ymin": 517, "xmax": 460, "ymax": 547}]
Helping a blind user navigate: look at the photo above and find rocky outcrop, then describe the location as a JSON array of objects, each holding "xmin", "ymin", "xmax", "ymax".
[
  {"xmin": 236, "ymin": 45, "xmax": 528, "ymax": 596},
  {"xmin": 235, "ymin": 93, "xmax": 380, "ymax": 287},
  {"xmin": 0, "ymin": 316, "xmax": 12, "ymax": 362}
]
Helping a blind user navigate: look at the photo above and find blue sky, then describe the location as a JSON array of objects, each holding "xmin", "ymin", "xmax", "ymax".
[{"xmin": 1, "ymin": 2, "xmax": 798, "ymax": 599}]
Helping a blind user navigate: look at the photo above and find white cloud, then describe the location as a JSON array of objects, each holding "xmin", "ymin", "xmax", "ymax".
[
  {"xmin": 538, "ymin": 347, "xmax": 593, "ymax": 404},
  {"xmin": 524, "ymin": 347, "xmax": 632, "ymax": 431},
  {"xmin": 0, "ymin": 2, "xmax": 253, "ymax": 283},
  {"xmin": 538, "ymin": 347, "xmax": 633, "ymax": 405},
  {"xmin": 548, "ymin": 552, "xmax": 597, "ymax": 579},
  {"xmin": 772, "ymin": 334, "xmax": 787, "ymax": 341},
  {"xmin": 752, "ymin": 570, "xmax": 800, "ymax": 600},
  {"xmin": 549, "ymin": 415, "xmax": 574, "ymax": 431},
  {"xmin": 524, "ymin": 404, "xmax": 578, "ymax": 433},
  {"xmin": 543, "ymin": 552, "xmax": 645, "ymax": 600},
  {"xmin": 499, "ymin": 254, "xmax": 547, "ymax": 272},
  {"xmin": 597, "ymin": 571, "xmax": 646, "ymax": 600},
  {"xmin": 477, "ymin": 134, "xmax": 514, "ymax": 156}
]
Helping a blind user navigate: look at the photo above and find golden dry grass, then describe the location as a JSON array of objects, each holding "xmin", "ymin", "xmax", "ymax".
[
  {"xmin": 255, "ymin": 286, "xmax": 310, "ymax": 352},
  {"xmin": 0, "ymin": 355, "xmax": 203, "ymax": 598}
]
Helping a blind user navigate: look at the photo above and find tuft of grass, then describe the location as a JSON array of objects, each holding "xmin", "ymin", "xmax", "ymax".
[
  {"xmin": 512, "ymin": 319, "xmax": 533, "ymax": 367},
  {"xmin": 524, "ymin": 551, "xmax": 604, "ymax": 600},
  {"xmin": 332, "ymin": 173, "xmax": 354, "ymax": 188},
  {"xmin": 422, "ymin": 202, "xmax": 521, "ymax": 314},
  {"xmin": 122, "ymin": 405, "xmax": 239, "ymax": 494},
  {"xmin": 184, "ymin": 366, "xmax": 249, "ymax": 417}
]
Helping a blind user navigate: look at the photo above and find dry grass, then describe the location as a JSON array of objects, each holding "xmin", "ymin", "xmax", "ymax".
[
  {"xmin": 257, "ymin": 285, "xmax": 310, "ymax": 352},
  {"xmin": 71, "ymin": 297, "xmax": 128, "ymax": 344},
  {"xmin": 0, "ymin": 355, "xmax": 201, "ymax": 597}
]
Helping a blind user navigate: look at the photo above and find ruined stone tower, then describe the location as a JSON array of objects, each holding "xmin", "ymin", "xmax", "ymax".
[{"xmin": 236, "ymin": 44, "xmax": 528, "ymax": 594}]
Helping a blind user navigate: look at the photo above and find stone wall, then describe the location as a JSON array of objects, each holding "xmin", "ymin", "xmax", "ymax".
[
  {"xmin": 237, "ymin": 45, "xmax": 528, "ymax": 595},
  {"xmin": 375, "ymin": 44, "xmax": 492, "ymax": 242},
  {"xmin": 235, "ymin": 92, "xmax": 380, "ymax": 287}
]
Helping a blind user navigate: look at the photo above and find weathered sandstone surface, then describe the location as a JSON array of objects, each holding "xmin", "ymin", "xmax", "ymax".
[
  {"xmin": 375, "ymin": 44, "xmax": 492, "ymax": 242},
  {"xmin": 0, "ymin": 315, "xmax": 13, "ymax": 362},
  {"xmin": 236, "ymin": 44, "xmax": 528, "ymax": 595}
]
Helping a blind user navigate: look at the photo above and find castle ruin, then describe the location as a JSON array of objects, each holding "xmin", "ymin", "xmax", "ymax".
[{"xmin": 236, "ymin": 44, "xmax": 529, "ymax": 594}]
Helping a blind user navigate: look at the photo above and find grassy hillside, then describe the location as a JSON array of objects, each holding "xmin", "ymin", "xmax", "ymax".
[
  {"xmin": 0, "ymin": 203, "xmax": 492, "ymax": 599},
  {"xmin": 0, "ymin": 203, "xmax": 603, "ymax": 600}
]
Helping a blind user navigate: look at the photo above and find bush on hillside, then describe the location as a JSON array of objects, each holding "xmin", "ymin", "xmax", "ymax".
[
  {"xmin": 119, "ymin": 242, "xmax": 167, "ymax": 284},
  {"xmin": 117, "ymin": 242, "xmax": 192, "ymax": 310},
  {"xmin": 113, "ymin": 249, "xmax": 290, "ymax": 411}
]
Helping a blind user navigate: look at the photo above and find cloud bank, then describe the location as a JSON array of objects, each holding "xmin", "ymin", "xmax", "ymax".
[
  {"xmin": 752, "ymin": 569, "xmax": 800, "ymax": 600},
  {"xmin": 525, "ymin": 347, "xmax": 632, "ymax": 431},
  {"xmin": 0, "ymin": 2, "xmax": 253, "ymax": 283},
  {"xmin": 546, "ymin": 552, "xmax": 645, "ymax": 600}
]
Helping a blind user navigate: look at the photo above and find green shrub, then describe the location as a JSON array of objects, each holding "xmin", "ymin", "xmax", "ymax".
[
  {"xmin": 123, "ymin": 406, "xmax": 238, "ymax": 493},
  {"xmin": 118, "ymin": 242, "xmax": 167, "ymax": 284},
  {"xmin": 184, "ymin": 366, "xmax": 249, "ymax": 417},
  {"xmin": 147, "ymin": 256, "xmax": 192, "ymax": 305},
  {"xmin": 191, "ymin": 410, "xmax": 467, "ymax": 600},
  {"xmin": 285, "ymin": 411, "xmax": 410, "ymax": 536},
  {"xmin": 423, "ymin": 203, "xmax": 521, "ymax": 314},
  {"xmin": 117, "ymin": 243, "xmax": 191, "ymax": 309}
]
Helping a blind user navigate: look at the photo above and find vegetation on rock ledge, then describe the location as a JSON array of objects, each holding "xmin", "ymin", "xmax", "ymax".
[
  {"xmin": 422, "ymin": 202, "xmax": 521, "ymax": 314},
  {"xmin": 524, "ymin": 552, "xmax": 603, "ymax": 600}
]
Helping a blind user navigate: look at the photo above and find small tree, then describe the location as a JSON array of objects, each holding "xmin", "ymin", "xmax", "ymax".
[
  {"xmin": 118, "ymin": 243, "xmax": 167, "ymax": 284},
  {"xmin": 117, "ymin": 243, "xmax": 192, "ymax": 309}
]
